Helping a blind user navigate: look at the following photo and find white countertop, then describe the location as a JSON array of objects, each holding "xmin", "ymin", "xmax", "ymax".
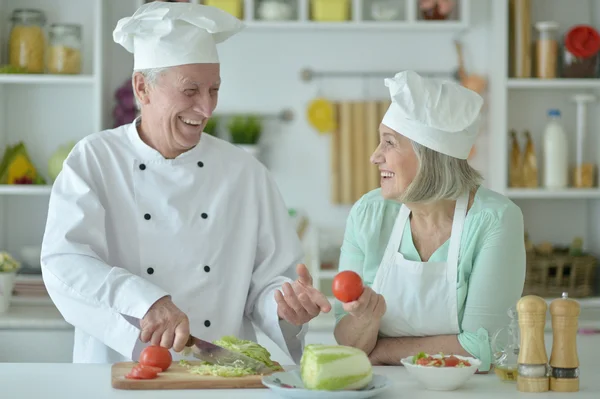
[{"xmin": 2, "ymin": 334, "xmax": 599, "ymax": 399}]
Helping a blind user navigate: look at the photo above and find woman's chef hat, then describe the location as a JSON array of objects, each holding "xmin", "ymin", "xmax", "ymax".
[
  {"xmin": 381, "ymin": 70, "xmax": 484, "ymax": 160},
  {"xmin": 113, "ymin": 2, "xmax": 245, "ymax": 70}
]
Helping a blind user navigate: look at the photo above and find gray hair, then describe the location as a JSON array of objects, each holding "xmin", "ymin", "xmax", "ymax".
[
  {"xmin": 398, "ymin": 141, "xmax": 483, "ymax": 203},
  {"xmin": 132, "ymin": 67, "xmax": 170, "ymax": 109}
]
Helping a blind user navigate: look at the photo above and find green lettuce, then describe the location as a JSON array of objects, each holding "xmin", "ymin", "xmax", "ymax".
[
  {"xmin": 180, "ymin": 359, "xmax": 256, "ymax": 377},
  {"xmin": 213, "ymin": 335, "xmax": 282, "ymax": 371}
]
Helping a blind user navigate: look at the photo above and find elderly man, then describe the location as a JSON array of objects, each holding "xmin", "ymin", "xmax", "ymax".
[{"xmin": 40, "ymin": 2, "xmax": 330, "ymax": 365}]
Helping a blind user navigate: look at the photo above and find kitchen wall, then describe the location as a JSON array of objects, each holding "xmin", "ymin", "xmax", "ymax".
[{"xmin": 103, "ymin": 0, "xmax": 493, "ymax": 238}]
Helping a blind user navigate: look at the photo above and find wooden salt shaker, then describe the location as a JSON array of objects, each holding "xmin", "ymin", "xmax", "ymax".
[
  {"xmin": 516, "ymin": 295, "xmax": 550, "ymax": 392},
  {"xmin": 549, "ymin": 292, "xmax": 581, "ymax": 392}
]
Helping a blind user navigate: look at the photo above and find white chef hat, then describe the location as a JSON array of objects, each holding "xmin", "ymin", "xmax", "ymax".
[
  {"xmin": 381, "ymin": 70, "xmax": 484, "ymax": 160},
  {"xmin": 113, "ymin": 2, "xmax": 245, "ymax": 70}
]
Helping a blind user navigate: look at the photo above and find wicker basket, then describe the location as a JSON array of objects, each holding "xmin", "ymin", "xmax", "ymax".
[{"xmin": 523, "ymin": 250, "xmax": 598, "ymax": 298}]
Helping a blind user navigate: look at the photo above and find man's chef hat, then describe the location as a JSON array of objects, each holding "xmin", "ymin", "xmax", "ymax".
[
  {"xmin": 113, "ymin": 2, "xmax": 245, "ymax": 70},
  {"xmin": 381, "ymin": 70, "xmax": 484, "ymax": 160}
]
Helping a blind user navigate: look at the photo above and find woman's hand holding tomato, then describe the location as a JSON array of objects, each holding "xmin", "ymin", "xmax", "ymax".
[
  {"xmin": 342, "ymin": 286, "xmax": 386, "ymax": 321},
  {"xmin": 332, "ymin": 271, "xmax": 386, "ymax": 322}
]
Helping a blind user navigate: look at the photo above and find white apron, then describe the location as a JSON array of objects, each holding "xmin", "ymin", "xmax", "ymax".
[{"xmin": 371, "ymin": 192, "xmax": 468, "ymax": 338}]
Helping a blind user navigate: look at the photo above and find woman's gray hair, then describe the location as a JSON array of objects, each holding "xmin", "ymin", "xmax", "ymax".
[
  {"xmin": 132, "ymin": 67, "xmax": 170, "ymax": 109},
  {"xmin": 399, "ymin": 141, "xmax": 483, "ymax": 203}
]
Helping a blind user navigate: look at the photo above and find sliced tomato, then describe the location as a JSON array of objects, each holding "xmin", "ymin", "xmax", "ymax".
[
  {"xmin": 139, "ymin": 345, "xmax": 173, "ymax": 371},
  {"xmin": 416, "ymin": 357, "xmax": 431, "ymax": 366},
  {"xmin": 125, "ymin": 364, "xmax": 160, "ymax": 380},
  {"xmin": 444, "ymin": 355, "xmax": 460, "ymax": 367},
  {"xmin": 137, "ymin": 364, "xmax": 162, "ymax": 374}
]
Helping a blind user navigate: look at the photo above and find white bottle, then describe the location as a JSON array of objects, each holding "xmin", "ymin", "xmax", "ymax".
[{"xmin": 543, "ymin": 109, "xmax": 568, "ymax": 189}]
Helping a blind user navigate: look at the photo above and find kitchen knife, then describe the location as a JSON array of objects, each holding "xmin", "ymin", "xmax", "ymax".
[{"xmin": 185, "ymin": 335, "xmax": 273, "ymax": 375}]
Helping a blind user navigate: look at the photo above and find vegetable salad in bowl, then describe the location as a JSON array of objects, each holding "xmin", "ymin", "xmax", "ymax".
[
  {"xmin": 401, "ymin": 352, "xmax": 481, "ymax": 391},
  {"xmin": 412, "ymin": 352, "xmax": 473, "ymax": 367}
]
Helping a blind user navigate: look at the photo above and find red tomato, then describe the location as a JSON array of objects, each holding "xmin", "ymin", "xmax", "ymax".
[
  {"xmin": 332, "ymin": 271, "xmax": 364, "ymax": 303},
  {"xmin": 444, "ymin": 356, "xmax": 460, "ymax": 367},
  {"xmin": 138, "ymin": 345, "xmax": 172, "ymax": 372},
  {"xmin": 125, "ymin": 364, "xmax": 160, "ymax": 380}
]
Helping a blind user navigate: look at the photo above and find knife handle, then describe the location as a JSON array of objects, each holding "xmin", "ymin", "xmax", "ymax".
[{"xmin": 185, "ymin": 335, "xmax": 194, "ymax": 348}]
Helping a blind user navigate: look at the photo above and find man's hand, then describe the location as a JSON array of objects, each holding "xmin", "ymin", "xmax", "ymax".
[
  {"xmin": 341, "ymin": 286, "xmax": 386, "ymax": 322},
  {"xmin": 140, "ymin": 296, "xmax": 190, "ymax": 352},
  {"xmin": 275, "ymin": 264, "xmax": 331, "ymax": 326}
]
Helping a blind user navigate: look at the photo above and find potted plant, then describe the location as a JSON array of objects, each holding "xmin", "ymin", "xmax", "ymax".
[
  {"xmin": 228, "ymin": 115, "xmax": 263, "ymax": 157},
  {"xmin": 0, "ymin": 251, "xmax": 20, "ymax": 313}
]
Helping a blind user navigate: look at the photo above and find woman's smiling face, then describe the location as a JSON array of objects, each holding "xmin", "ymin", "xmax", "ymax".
[{"xmin": 370, "ymin": 123, "xmax": 419, "ymax": 199}]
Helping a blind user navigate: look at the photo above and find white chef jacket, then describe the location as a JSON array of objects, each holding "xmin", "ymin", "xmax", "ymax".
[{"xmin": 40, "ymin": 118, "xmax": 308, "ymax": 364}]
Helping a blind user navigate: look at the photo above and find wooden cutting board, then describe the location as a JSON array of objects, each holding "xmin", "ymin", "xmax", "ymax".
[{"xmin": 111, "ymin": 361, "xmax": 278, "ymax": 390}]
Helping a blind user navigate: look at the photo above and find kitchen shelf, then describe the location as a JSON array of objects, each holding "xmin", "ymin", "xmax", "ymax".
[
  {"xmin": 507, "ymin": 78, "xmax": 600, "ymax": 90},
  {"xmin": 243, "ymin": 20, "xmax": 468, "ymax": 30},
  {"xmin": 0, "ymin": 185, "xmax": 53, "ymax": 196},
  {"xmin": 0, "ymin": 74, "xmax": 96, "ymax": 85},
  {"xmin": 490, "ymin": 0, "xmax": 600, "ymax": 274},
  {"xmin": 176, "ymin": 0, "xmax": 470, "ymax": 30},
  {"xmin": 0, "ymin": 0, "xmax": 103, "ymax": 261},
  {"xmin": 506, "ymin": 188, "xmax": 600, "ymax": 199}
]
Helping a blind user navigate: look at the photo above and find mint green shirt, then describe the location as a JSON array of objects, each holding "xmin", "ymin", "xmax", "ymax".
[{"xmin": 334, "ymin": 186, "xmax": 526, "ymax": 371}]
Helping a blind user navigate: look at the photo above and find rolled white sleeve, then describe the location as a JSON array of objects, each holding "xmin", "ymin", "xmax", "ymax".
[
  {"xmin": 244, "ymin": 166, "xmax": 307, "ymax": 364},
  {"xmin": 41, "ymin": 145, "xmax": 169, "ymax": 360}
]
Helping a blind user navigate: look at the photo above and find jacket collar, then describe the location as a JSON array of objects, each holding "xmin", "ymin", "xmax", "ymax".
[{"xmin": 126, "ymin": 116, "xmax": 209, "ymax": 164}]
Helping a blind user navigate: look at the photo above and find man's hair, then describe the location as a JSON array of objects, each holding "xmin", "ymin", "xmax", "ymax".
[
  {"xmin": 398, "ymin": 140, "xmax": 483, "ymax": 203},
  {"xmin": 132, "ymin": 67, "xmax": 170, "ymax": 109}
]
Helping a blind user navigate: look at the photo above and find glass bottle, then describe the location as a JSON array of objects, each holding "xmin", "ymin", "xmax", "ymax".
[
  {"xmin": 543, "ymin": 109, "xmax": 568, "ymax": 189},
  {"xmin": 47, "ymin": 24, "xmax": 82, "ymax": 74},
  {"xmin": 8, "ymin": 9, "xmax": 47, "ymax": 73},
  {"xmin": 491, "ymin": 307, "xmax": 520, "ymax": 382}
]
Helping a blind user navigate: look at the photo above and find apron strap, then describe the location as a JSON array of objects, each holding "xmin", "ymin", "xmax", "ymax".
[
  {"xmin": 445, "ymin": 191, "xmax": 470, "ymax": 283},
  {"xmin": 382, "ymin": 203, "xmax": 411, "ymax": 265}
]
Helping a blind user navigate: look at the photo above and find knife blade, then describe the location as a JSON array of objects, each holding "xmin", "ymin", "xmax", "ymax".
[{"xmin": 185, "ymin": 335, "xmax": 274, "ymax": 375}]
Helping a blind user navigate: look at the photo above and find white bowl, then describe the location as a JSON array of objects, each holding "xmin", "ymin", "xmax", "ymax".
[
  {"xmin": 20, "ymin": 245, "xmax": 42, "ymax": 269},
  {"xmin": 400, "ymin": 354, "xmax": 481, "ymax": 391}
]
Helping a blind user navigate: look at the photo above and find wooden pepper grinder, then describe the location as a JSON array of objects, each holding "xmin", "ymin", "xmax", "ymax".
[
  {"xmin": 549, "ymin": 292, "xmax": 581, "ymax": 392},
  {"xmin": 516, "ymin": 295, "xmax": 550, "ymax": 392}
]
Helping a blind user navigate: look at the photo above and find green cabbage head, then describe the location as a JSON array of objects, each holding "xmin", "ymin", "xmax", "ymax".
[{"xmin": 48, "ymin": 141, "xmax": 76, "ymax": 181}]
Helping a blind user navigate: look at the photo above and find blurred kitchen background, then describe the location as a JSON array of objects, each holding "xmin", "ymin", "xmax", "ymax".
[{"xmin": 1, "ymin": 0, "xmax": 600, "ymax": 364}]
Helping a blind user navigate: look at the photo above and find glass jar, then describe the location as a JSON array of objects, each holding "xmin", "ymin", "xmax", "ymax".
[
  {"xmin": 572, "ymin": 94, "xmax": 597, "ymax": 188},
  {"xmin": 8, "ymin": 9, "xmax": 47, "ymax": 73},
  {"xmin": 419, "ymin": 0, "xmax": 456, "ymax": 21},
  {"xmin": 257, "ymin": 0, "xmax": 294, "ymax": 21},
  {"xmin": 47, "ymin": 24, "xmax": 82, "ymax": 74},
  {"xmin": 535, "ymin": 21, "xmax": 560, "ymax": 79},
  {"xmin": 562, "ymin": 25, "xmax": 600, "ymax": 79}
]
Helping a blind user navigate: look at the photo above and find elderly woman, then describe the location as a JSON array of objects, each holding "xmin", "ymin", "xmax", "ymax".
[{"xmin": 333, "ymin": 70, "xmax": 526, "ymax": 373}]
